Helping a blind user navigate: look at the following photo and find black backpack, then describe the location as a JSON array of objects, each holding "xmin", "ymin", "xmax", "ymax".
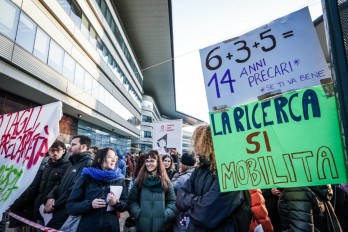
[{"xmin": 233, "ymin": 190, "xmax": 253, "ymax": 232}]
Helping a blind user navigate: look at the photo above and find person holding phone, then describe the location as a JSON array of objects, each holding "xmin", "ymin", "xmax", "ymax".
[{"xmin": 66, "ymin": 147, "xmax": 128, "ymax": 232}]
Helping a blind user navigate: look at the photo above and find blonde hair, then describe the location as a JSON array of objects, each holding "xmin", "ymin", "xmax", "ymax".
[{"xmin": 191, "ymin": 124, "xmax": 216, "ymax": 174}]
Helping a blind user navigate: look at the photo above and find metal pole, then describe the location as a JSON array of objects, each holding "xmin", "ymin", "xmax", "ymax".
[{"xmin": 321, "ymin": 0, "xmax": 348, "ymax": 166}]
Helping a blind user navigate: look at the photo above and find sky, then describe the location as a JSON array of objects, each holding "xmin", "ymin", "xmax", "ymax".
[{"xmin": 171, "ymin": 0, "xmax": 324, "ymax": 122}]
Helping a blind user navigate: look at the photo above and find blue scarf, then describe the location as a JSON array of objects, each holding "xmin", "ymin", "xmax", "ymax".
[{"xmin": 81, "ymin": 167, "xmax": 124, "ymax": 182}]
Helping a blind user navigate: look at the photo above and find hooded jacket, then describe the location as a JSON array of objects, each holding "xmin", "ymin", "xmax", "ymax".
[
  {"xmin": 176, "ymin": 163, "xmax": 243, "ymax": 232},
  {"xmin": 45, "ymin": 151, "xmax": 92, "ymax": 229}
]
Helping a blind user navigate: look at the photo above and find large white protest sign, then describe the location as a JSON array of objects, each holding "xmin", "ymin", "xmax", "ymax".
[
  {"xmin": 153, "ymin": 120, "xmax": 183, "ymax": 154},
  {"xmin": 0, "ymin": 101, "xmax": 62, "ymax": 219},
  {"xmin": 199, "ymin": 7, "xmax": 330, "ymax": 111}
]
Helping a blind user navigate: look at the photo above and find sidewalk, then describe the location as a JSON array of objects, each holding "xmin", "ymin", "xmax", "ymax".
[{"xmin": 5, "ymin": 211, "xmax": 130, "ymax": 232}]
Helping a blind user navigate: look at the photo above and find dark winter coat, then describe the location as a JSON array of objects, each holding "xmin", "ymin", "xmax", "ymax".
[
  {"xmin": 128, "ymin": 180, "xmax": 176, "ymax": 232},
  {"xmin": 278, "ymin": 185, "xmax": 333, "ymax": 232},
  {"xmin": 34, "ymin": 153, "xmax": 70, "ymax": 220},
  {"xmin": 45, "ymin": 152, "xmax": 92, "ymax": 229},
  {"xmin": 176, "ymin": 164, "xmax": 244, "ymax": 232},
  {"xmin": 262, "ymin": 189, "xmax": 281, "ymax": 232},
  {"xmin": 9, "ymin": 156, "xmax": 49, "ymax": 228},
  {"xmin": 330, "ymin": 184, "xmax": 348, "ymax": 232},
  {"xmin": 66, "ymin": 175, "xmax": 128, "ymax": 232},
  {"xmin": 171, "ymin": 168, "xmax": 194, "ymax": 232}
]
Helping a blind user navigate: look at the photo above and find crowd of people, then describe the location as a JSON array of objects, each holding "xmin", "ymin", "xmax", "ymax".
[{"xmin": 1, "ymin": 125, "xmax": 347, "ymax": 232}]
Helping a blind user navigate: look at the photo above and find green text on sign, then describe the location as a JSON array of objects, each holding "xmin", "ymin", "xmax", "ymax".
[{"xmin": 210, "ymin": 85, "xmax": 347, "ymax": 191}]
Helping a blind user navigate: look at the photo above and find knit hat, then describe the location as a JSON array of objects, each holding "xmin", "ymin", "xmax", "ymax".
[{"xmin": 181, "ymin": 152, "xmax": 196, "ymax": 166}]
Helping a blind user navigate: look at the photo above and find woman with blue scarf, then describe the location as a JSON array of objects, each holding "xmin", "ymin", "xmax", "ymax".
[{"xmin": 67, "ymin": 147, "xmax": 127, "ymax": 232}]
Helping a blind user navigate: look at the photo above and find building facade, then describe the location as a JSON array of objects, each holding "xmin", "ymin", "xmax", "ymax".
[
  {"xmin": 0, "ymin": 0, "xmax": 143, "ymax": 152},
  {"xmin": 131, "ymin": 94, "xmax": 162, "ymax": 153}
]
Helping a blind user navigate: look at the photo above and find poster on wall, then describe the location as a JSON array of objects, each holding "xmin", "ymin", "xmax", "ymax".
[
  {"xmin": 199, "ymin": 7, "xmax": 330, "ymax": 111},
  {"xmin": 209, "ymin": 86, "xmax": 347, "ymax": 191},
  {"xmin": 0, "ymin": 101, "xmax": 62, "ymax": 219},
  {"xmin": 153, "ymin": 120, "xmax": 183, "ymax": 155}
]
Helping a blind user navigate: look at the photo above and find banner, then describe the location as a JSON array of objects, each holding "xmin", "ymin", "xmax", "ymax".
[
  {"xmin": 153, "ymin": 120, "xmax": 183, "ymax": 154},
  {"xmin": 0, "ymin": 101, "xmax": 62, "ymax": 219},
  {"xmin": 210, "ymin": 86, "xmax": 347, "ymax": 191},
  {"xmin": 200, "ymin": 7, "xmax": 330, "ymax": 111}
]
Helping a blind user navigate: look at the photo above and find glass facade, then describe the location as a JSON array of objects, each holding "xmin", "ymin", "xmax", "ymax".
[
  {"xmin": 0, "ymin": 0, "xmax": 19, "ymax": 40},
  {"xmin": 16, "ymin": 13, "xmax": 36, "ymax": 53},
  {"xmin": 0, "ymin": 0, "xmax": 141, "ymax": 128},
  {"xmin": 33, "ymin": 28, "xmax": 50, "ymax": 63},
  {"xmin": 93, "ymin": 0, "xmax": 143, "ymax": 87},
  {"xmin": 78, "ymin": 120, "xmax": 131, "ymax": 152},
  {"xmin": 57, "ymin": 0, "xmax": 142, "ymax": 107}
]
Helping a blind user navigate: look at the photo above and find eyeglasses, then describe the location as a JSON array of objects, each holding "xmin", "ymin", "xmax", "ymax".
[
  {"xmin": 145, "ymin": 159, "xmax": 156, "ymax": 164},
  {"xmin": 49, "ymin": 148, "xmax": 64, "ymax": 153}
]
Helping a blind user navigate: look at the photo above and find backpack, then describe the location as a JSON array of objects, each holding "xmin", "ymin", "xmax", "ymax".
[{"xmin": 233, "ymin": 190, "xmax": 253, "ymax": 232}]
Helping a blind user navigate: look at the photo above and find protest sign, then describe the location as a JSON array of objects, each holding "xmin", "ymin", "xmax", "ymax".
[
  {"xmin": 200, "ymin": 7, "xmax": 330, "ymax": 111},
  {"xmin": 153, "ymin": 120, "xmax": 183, "ymax": 154},
  {"xmin": 0, "ymin": 101, "xmax": 62, "ymax": 219},
  {"xmin": 209, "ymin": 86, "xmax": 347, "ymax": 191}
]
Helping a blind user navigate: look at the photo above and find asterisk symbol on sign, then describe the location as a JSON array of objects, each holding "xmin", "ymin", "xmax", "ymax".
[
  {"xmin": 294, "ymin": 59, "xmax": 300, "ymax": 66},
  {"xmin": 260, "ymin": 87, "xmax": 265, "ymax": 92}
]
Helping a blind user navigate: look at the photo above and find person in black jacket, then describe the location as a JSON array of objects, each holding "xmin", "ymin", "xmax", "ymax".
[
  {"xmin": 176, "ymin": 124, "xmax": 244, "ymax": 232},
  {"xmin": 278, "ymin": 185, "xmax": 342, "ymax": 232},
  {"xmin": 44, "ymin": 135, "xmax": 93, "ymax": 230},
  {"xmin": 8, "ymin": 153, "xmax": 49, "ymax": 231},
  {"xmin": 331, "ymin": 184, "xmax": 348, "ymax": 232},
  {"xmin": 33, "ymin": 140, "xmax": 71, "ymax": 225},
  {"xmin": 67, "ymin": 147, "xmax": 128, "ymax": 232}
]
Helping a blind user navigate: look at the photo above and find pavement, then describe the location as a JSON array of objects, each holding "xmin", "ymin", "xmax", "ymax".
[{"xmin": 5, "ymin": 211, "xmax": 130, "ymax": 232}]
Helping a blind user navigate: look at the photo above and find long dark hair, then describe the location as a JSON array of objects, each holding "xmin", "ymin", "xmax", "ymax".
[
  {"xmin": 91, "ymin": 147, "xmax": 117, "ymax": 169},
  {"xmin": 162, "ymin": 154, "xmax": 175, "ymax": 172},
  {"xmin": 136, "ymin": 150, "xmax": 170, "ymax": 192}
]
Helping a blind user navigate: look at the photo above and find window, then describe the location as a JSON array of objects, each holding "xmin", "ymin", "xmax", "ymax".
[
  {"xmin": 33, "ymin": 28, "xmax": 50, "ymax": 63},
  {"xmin": 0, "ymin": 0, "xmax": 20, "ymax": 40},
  {"xmin": 16, "ymin": 13, "xmax": 36, "ymax": 53},
  {"xmin": 81, "ymin": 14, "xmax": 89, "ymax": 38},
  {"xmin": 100, "ymin": 1, "xmax": 107, "ymax": 15},
  {"xmin": 70, "ymin": 0, "xmax": 82, "ymax": 27},
  {"xmin": 58, "ymin": 0, "xmax": 72, "ymax": 14},
  {"xmin": 63, "ymin": 53, "xmax": 76, "ymax": 82},
  {"xmin": 143, "ymin": 131, "xmax": 152, "ymax": 138},
  {"xmin": 142, "ymin": 115, "xmax": 153, "ymax": 123},
  {"xmin": 48, "ymin": 40, "xmax": 64, "ymax": 73},
  {"xmin": 74, "ymin": 63, "xmax": 85, "ymax": 87},
  {"xmin": 96, "ymin": 36, "xmax": 103, "ymax": 55},
  {"xmin": 106, "ymin": 9, "xmax": 112, "ymax": 25},
  {"xmin": 89, "ymin": 27, "xmax": 97, "ymax": 49}
]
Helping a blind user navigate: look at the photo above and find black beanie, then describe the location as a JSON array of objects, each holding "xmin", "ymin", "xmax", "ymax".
[{"xmin": 181, "ymin": 153, "xmax": 196, "ymax": 166}]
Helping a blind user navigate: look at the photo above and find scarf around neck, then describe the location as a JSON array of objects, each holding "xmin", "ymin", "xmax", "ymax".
[
  {"xmin": 81, "ymin": 167, "xmax": 124, "ymax": 182},
  {"xmin": 143, "ymin": 175, "xmax": 162, "ymax": 193}
]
